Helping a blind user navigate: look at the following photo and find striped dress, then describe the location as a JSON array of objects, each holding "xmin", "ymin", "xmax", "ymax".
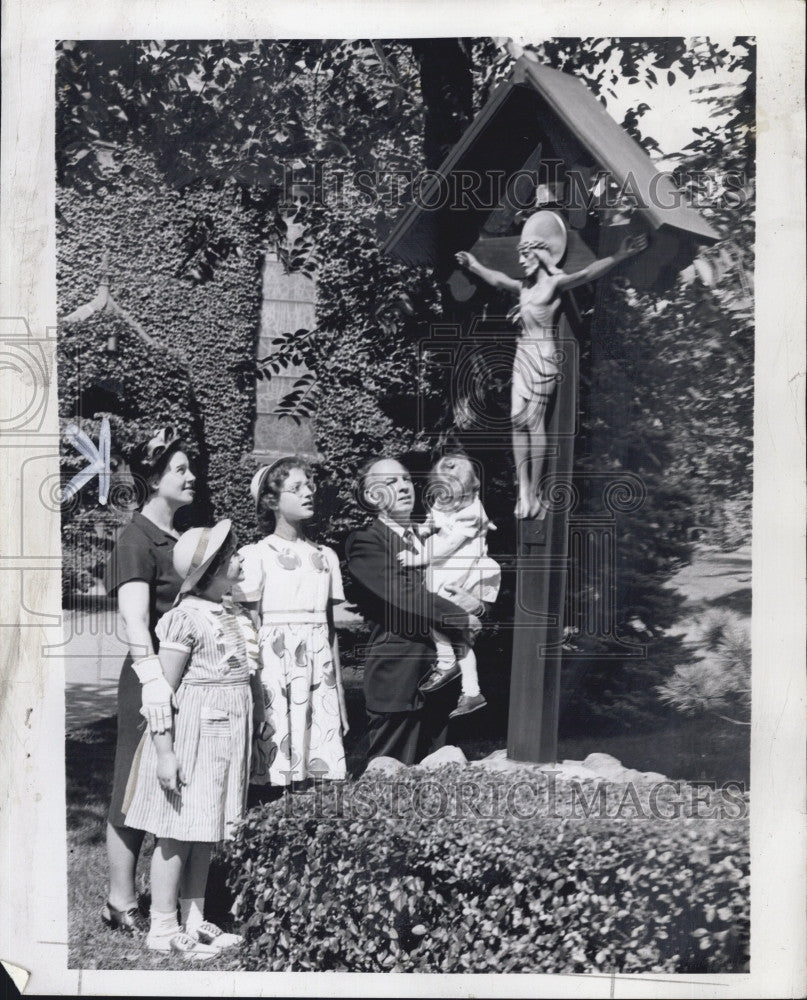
[{"xmin": 123, "ymin": 596, "xmax": 257, "ymax": 842}]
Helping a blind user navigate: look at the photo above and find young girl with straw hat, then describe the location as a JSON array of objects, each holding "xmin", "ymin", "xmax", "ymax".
[{"xmin": 123, "ymin": 520, "xmax": 263, "ymax": 960}]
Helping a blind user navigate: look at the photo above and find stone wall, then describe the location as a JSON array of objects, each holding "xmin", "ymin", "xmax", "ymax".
[{"xmin": 253, "ymin": 224, "xmax": 318, "ymax": 462}]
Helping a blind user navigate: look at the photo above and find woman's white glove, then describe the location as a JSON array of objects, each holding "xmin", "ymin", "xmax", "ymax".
[{"xmin": 132, "ymin": 655, "xmax": 177, "ymax": 734}]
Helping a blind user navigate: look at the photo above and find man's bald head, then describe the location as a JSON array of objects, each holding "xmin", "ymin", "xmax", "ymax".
[{"xmin": 358, "ymin": 456, "xmax": 415, "ymax": 522}]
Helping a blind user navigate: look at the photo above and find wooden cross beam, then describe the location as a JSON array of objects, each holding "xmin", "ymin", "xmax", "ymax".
[{"xmin": 383, "ymin": 56, "xmax": 719, "ymax": 766}]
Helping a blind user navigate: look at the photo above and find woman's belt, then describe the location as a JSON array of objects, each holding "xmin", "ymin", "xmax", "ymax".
[{"xmin": 261, "ymin": 610, "xmax": 328, "ymax": 625}]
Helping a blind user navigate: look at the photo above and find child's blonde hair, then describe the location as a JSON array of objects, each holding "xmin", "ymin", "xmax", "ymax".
[{"xmin": 430, "ymin": 454, "xmax": 480, "ymax": 509}]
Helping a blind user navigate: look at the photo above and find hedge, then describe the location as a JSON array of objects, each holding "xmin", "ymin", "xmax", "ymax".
[{"xmin": 225, "ymin": 765, "xmax": 749, "ymax": 973}]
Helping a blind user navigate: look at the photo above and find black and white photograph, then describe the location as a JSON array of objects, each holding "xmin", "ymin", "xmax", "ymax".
[{"xmin": 1, "ymin": 2, "xmax": 805, "ymax": 996}]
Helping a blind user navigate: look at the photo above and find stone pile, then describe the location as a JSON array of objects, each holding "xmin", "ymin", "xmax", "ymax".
[{"xmin": 363, "ymin": 746, "xmax": 668, "ymax": 783}]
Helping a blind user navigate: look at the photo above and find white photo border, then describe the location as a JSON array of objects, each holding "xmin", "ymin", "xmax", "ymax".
[{"xmin": 1, "ymin": 1, "xmax": 804, "ymax": 996}]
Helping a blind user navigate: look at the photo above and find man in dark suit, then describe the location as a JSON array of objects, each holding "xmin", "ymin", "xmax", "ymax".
[{"xmin": 346, "ymin": 456, "xmax": 483, "ymax": 765}]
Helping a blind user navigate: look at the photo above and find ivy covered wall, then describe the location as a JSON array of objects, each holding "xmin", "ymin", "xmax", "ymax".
[{"xmin": 57, "ymin": 147, "xmax": 268, "ymax": 597}]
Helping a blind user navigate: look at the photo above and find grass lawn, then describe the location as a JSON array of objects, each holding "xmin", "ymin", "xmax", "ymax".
[{"xmin": 66, "ymin": 714, "xmax": 246, "ymax": 972}]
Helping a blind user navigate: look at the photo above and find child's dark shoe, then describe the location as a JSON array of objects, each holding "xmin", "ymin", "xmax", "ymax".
[
  {"xmin": 419, "ymin": 663, "xmax": 461, "ymax": 693},
  {"xmin": 449, "ymin": 693, "xmax": 487, "ymax": 718}
]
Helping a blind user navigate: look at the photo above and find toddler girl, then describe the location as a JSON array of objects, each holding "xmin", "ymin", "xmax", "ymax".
[
  {"xmin": 123, "ymin": 519, "xmax": 263, "ymax": 961},
  {"xmin": 397, "ymin": 454, "xmax": 500, "ymax": 718}
]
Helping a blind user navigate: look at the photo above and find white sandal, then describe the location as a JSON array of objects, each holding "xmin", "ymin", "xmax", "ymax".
[
  {"xmin": 147, "ymin": 930, "xmax": 218, "ymax": 961},
  {"xmin": 191, "ymin": 920, "xmax": 244, "ymax": 952}
]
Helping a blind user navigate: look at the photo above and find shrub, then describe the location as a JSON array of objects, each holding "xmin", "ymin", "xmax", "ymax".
[
  {"xmin": 225, "ymin": 766, "xmax": 749, "ymax": 973},
  {"xmin": 657, "ymin": 610, "xmax": 751, "ymax": 726},
  {"xmin": 715, "ymin": 498, "xmax": 752, "ymax": 552}
]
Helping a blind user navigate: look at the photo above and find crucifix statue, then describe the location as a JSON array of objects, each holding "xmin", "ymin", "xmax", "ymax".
[
  {"xmin": 383, "ymin": 54, "xmax": 718, "ymax": 764},
  {"xmin": 455, "ymin": 210, "xmax": 647, "ymax": 520}
]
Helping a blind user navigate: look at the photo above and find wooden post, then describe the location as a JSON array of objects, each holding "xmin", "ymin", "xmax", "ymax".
[{"xmin": 506, "ymin": 311, "xmax": 577, "ymax": 763}]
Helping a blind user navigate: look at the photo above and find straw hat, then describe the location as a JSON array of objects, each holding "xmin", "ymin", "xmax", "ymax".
[
  {"xmin": 173, "ymin": 519, "xmax": 233, "ymax": 598},
  {"xmin": 249, "ymin": 456, "xmax": 298, "ymax": 512},
  {"xmin": 519, "ymin": 210, "xmax": 568, "ymax": 266}
]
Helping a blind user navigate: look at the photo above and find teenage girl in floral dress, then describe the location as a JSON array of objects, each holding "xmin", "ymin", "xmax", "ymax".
[{"xmin": 236, "ymin": 458, "xmax": 348, "ymax": 789}]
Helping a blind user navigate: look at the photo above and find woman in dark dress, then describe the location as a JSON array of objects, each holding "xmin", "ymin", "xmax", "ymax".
[{"xmin": 101, "ymin": 428, "xmax": 196, "ymax": 931}]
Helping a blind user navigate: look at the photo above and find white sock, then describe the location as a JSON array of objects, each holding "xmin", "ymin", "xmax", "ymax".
[
  {"xmin": 432, "ymin": 632, "xmax": 457, "ymax": 672},
  {"xmin": 458, "ymin": 648, "xmax": 480, "ymax": 697},
  {"xmin": 149, "ymin": 907, "xmax": 180, "ymax": 940},
  {"xmin": 179, "ymin": 897, "xmax": 205, "ymax": 934}
]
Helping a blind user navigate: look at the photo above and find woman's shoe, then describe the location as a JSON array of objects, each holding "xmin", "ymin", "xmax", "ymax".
[{"xmin": 100, "ymin": 901, "xmax": 146, "ymax": 934}]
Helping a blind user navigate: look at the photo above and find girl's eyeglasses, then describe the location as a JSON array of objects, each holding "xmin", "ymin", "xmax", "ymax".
[{"xmin": 281, "ymin": 481, "xmax": 316, "ymax": 497}]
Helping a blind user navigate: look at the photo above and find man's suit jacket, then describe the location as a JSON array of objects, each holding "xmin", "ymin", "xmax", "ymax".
[{"xmin": 346, "ymin": 518, "xmax": 471, "ymax": 714}]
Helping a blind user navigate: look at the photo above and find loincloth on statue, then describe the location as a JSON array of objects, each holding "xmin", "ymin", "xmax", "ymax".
[{"xmin": 511, "ymin": 337, "xmax": 560, "ymax": 405}]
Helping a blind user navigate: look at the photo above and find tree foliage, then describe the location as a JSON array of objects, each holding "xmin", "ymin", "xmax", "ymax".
[
  {"xmin": 57, "ymin": 38, "xmax": 754, "ymax": 735},
  {"xmin": 57, "ymin": 147, "xmax": 266, "ymax": 598}
]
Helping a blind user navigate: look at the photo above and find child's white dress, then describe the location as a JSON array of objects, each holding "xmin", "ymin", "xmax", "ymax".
[
  {"xmin": 424, "ymin": 496, "xmax": 501, "ymax": 605},
  {"xmin": 123, "ymin": 596, "xmax": 256, "ymax": 842},
  {"xmin": 236, "ymin": 535, "xmax": 346, "ymax": 786}
]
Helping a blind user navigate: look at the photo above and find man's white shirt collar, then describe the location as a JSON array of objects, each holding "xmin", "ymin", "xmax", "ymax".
[
  {"xmin": 378, "ymin": 515, "xmax": 423, "ymax": 552},
  {"xmin": 378, "ymin": 514, "xmax": 408, "ymax": 538}
]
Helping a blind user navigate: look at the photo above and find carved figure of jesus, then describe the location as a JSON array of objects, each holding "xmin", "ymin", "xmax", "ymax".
[{"xmin": 456, "ymin": 211, "xmax": 647, "ymax": 519}]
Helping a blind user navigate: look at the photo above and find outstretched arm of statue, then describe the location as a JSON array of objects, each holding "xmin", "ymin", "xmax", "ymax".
[
  {"xmin": 455, "ymin": 251, "xmax": 521, "ymax": 294},
  {"xmin": 554, "ymin": 234, "xmax": 648, "ymax": 292}
]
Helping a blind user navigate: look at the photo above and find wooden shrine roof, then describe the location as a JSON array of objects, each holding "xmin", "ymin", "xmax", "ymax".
[{"xmin": 384, "ymin": 56, "xmax": 719, "ymax": 278}]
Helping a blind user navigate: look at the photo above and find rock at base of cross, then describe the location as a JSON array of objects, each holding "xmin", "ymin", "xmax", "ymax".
[
  {"xmin": 363, "ymin": 755, "xmax": 407, "ymax": 776},
  {"xmin": 473, "ymin": 748, "xmax": 668, "ymax": 784},
  {"xmin": 417, "ymin": 745, "xmax": 468, "ymax": 769},
  {"xmin": 363, "ymin": 747, "xmax": 668, "ymax": 784}
]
